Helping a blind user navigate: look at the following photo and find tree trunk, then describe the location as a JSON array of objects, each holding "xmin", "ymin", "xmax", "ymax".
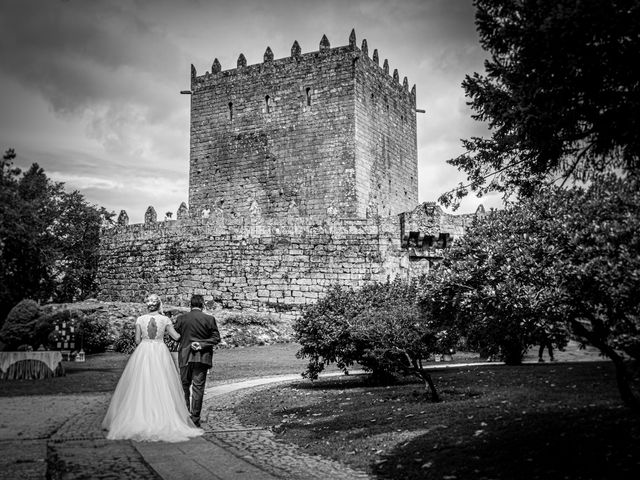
[
  {"xmin": 404, "ymin": 352, "xmax": 441, "ymax": 402},
  {"xmin": 419, "ymin": 370, "xmax": 441, "ymax": 402},
  {"xmin": 570, "ymin": 318, "xmax": 640, "ymax": 412},
  {"xmin": 610, "ymin": 355, "xmax": 640, "ymax": 412}
]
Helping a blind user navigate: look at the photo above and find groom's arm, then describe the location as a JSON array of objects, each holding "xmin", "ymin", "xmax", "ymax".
[{"xmin": 192, "ymin": 317, "xmax": 221, "ymax": 348}]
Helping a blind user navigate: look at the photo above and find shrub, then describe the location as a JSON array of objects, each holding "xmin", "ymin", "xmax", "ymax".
[
  {"xmin": 294, "ymin": 285, "xmax": 371, "ymax": 380},
  {"xmin": 0, "ymin": 299, "xmax": 42, "ymax": 350},
  {"xmin": 75, "ymin": 314, "xmax": 111, "ymax": 354},
  {"xmin": 32, "ymin": 311, "xmax": 58, "ymax": 349},
  {"xmin": 294, "ymin": 277, "xmax": 449, "ymax": 390},
  {"xmin": 220, "ymin": 311, "xmax": 274, "ymax": 327},
  {"xmin": 112, "ymin": 323, "xmax": 136, "ymax": 354}
]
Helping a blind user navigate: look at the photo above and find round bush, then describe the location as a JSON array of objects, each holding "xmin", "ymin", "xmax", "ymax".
[
  {"xmin": 75, "ymin": 314, "xmax": 112, "ymax": 354},
  {"xmin": 112, "ymin": 325, "xmax": 136, "ymax": 354},
  {"xmin": 0, "ymin": 299, "xmax": 42, "ymax": 350}
]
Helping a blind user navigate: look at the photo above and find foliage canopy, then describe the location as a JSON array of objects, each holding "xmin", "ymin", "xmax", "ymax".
[
  {"xmin": 441, "ymin": 0, "xmax": 640, "ymax": 207},
  {"xmin": 0, "ymin": 149, "xmax": 113, "ymax": 323},
  {"xmin": 294, "ymin": 279, "xmax": 459, "ymax": 400},
  {"xmin": 437, "ymin": 175, "xmax": 640, "ymax": 408}
]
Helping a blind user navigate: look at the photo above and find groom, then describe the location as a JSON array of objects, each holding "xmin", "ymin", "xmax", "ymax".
[{"xmin": 174, "ymin": 294, "xmax": 221, "ymax": 427}]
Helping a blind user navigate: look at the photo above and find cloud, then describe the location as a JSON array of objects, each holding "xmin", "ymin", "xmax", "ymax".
[
  {"xmin": 0, "ymin": 0, "xmax": 496, "ymax": 222},
  {"xmin": 0, "ymin": 0, "xmax": 187, "ymax": 161},
  {"xmin": 47, "ymin": 171, "xmax": 124, "ymax": 191}
]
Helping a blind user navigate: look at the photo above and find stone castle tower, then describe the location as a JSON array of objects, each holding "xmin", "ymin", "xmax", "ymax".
[
  {"xmin": 97, "ymin": 30, "xmax": 480, "ymax": 314},
  {"xmin": 188, "ymin": 29, "xmax": 418, "ymax": 221}
]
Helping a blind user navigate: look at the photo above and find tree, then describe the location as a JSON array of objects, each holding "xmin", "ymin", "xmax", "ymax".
[
  {"xmin": 0, "ymin": 150, "xmax": 22, "ymax": 321},
  {"xmin": 48, "ymin": 190, "xmax": 113, "ymax": 302},
  {"xmin": 541, "ymin": 177, "xmax": 640, "ymax": 410},
  {"xmin": 440, "ymin": 0, "xmax": 640, "ymax": 208},
  {"xmin": 350, "ymin": 279, "xmax": 460, "ymax": 401},
  {"xmin": 430, "ymin": 205, "xmax": 568, "ymax": 365},
  {"xmin": 0, "ymin": 149, "xmax": 113, "ymax": 323},
  {"xmin": 294, "ymin": 278, "xmax": 457, "ymax": 400},
  {"xmin": 437, "ymin": 176, "xmax": 640, "ymax": 409}
]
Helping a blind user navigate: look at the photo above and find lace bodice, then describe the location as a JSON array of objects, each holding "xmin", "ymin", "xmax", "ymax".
[{"xmin": 137, "ymin": 313, "xmax": 172, "ymax": 340}]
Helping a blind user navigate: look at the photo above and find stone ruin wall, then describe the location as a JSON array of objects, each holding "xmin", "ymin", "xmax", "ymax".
[
  {"xmin": 97, "ymin": 203, "xmax": 482, "ymax": 316},
  {"xmin": 98, "ymin": 215, "xmax": 423, "ymax": 316},
  {"xmin": 354, "ymin": 40, "xmax": 418, "ymax": 218}
]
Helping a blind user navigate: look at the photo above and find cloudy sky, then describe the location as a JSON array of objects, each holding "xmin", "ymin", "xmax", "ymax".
[{"xmin": 0, "ymin": 0, "xmax": 499, "ymax": 223}]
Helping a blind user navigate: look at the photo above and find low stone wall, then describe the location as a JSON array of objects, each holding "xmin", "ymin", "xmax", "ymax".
[
  {"xmin": 42, "ymin": 300, "xmax": 296, "ymax": 349},
  {"xmin": 97, "ymin": 216, "xmax": 429, "ymax": 314}
]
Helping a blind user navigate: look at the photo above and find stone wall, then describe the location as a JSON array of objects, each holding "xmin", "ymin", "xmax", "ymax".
[
  {"xmin": 98, "ymin": 215, "xmax": 423, "ymax": 312},
  {"xmin": 99, "ymin": 203, "xmax": 485, "ymax": 313},
  {"xmin": 354, "ymin": 40, "xmax": 418, "ymax": 218},
  {"xmin": 187, "ymin": 30, "xmax": 417, "ymax": 221}
]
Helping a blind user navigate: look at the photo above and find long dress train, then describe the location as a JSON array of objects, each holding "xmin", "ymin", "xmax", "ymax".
[{"xmin": 102, "ymin": 313, "xmax": 202, "ymax": 442}]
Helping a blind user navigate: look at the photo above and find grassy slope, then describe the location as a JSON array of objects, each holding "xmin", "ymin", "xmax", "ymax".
[{"xmin": 234, "ymin": 362, "xmax": 640, "ymax": 480}]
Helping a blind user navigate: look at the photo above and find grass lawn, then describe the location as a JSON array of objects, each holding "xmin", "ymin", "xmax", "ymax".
[
  {"xmin": 0, "ymin": 353, "xmax": 129, "ymax": 396},
  {"xmin": 234, "ymin": 361, "xmax": 640, "ymax": 480},
  {"xmin": 211, "ymin": 342, "xmax": 320, "ymax": 383},
  {"xmin": 0, "ymin": 343, "xmax": 311, "ymax": 396}
]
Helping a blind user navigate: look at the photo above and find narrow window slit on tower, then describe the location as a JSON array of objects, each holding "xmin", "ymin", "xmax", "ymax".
[
  {"xmin": 228, "ymin": 102, "xmax": 233, "ymax": 121},
  {"xmin": 265, "ymin": 95, "xmax": 271, "ymax": 113},
  {"xmin": 306, "ymin": 88, "xmax": 311, "ymax": 106}
]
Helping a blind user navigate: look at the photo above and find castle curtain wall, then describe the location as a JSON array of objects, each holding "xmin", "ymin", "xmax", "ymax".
[{"xmin": 97, "ymin": 217, "xmax": 426, "ymax": 313}]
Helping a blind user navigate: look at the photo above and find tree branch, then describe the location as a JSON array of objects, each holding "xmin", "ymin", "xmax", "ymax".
[{"xmin": 559, "ymin": 143, "xmax": 595, "ymax": 188}]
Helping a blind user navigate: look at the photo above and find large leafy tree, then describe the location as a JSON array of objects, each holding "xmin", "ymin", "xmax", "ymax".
[
  {"xmin": 430, "ymin": 200, "xmax": 569, "ymax": 365},
  {"xmin": 436, "ymin": 176, "xmax": 640, "ymax": 409},
  {"xmin": 0, "ymin": 149, "xmax": 112, "ymax": 324},
  {"xmin": 441, "ymin": 0, "xmax": 640, "ymax": 207}
]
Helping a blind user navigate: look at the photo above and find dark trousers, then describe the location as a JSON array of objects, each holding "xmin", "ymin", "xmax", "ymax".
[
  {"xmin": 538, "ymin": 341, "xmax": 554, "ymax": 360},
  {"xmin": 180, "ymin": 362, "xmax": 208, "ymax": 421}
]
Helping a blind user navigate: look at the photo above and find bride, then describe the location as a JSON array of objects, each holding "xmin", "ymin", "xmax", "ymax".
[{"xmin": 102, "ymin": 294, "xmax": 203, "ymax": 442}]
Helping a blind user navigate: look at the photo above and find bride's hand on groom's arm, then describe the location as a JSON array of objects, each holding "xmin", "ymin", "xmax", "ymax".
[{"xmin": 167, "ymin": 324, "xmax": 181, "ymax": 341}]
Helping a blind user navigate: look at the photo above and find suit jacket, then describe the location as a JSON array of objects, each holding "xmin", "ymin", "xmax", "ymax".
[{"xmin": 174, "ymin": 308, "xmax": 221, "ymax": 369}]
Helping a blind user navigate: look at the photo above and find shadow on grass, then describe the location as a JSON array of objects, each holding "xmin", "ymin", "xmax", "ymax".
[
  {"xmin": 235, "ymin": 361, "xmax": 639, "ymax": 479},
  {"xmin": 288, "ymin": 373, "xmax": 422, "ymax": 391},
  {"xmin": 373, "ymin": 405, "xmax": 640, "ymax": 480}
]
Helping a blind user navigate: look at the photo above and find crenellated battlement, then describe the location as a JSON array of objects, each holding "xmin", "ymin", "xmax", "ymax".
[{"xmin": 190, "ymin": 30, "xmax": 415, "ymax": 103}]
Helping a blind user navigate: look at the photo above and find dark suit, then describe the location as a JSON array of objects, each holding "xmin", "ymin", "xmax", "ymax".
[{"xmin": 174, "ymin": 308, "xmax": 221, "ymax": 425}]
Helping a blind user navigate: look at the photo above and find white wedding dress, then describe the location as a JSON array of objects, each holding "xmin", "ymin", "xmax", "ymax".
[{"xmin": 102, "ymin": 313, "xmax": 203, "ymax": 442}]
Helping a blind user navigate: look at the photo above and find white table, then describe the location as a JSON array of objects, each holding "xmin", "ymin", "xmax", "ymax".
[{"xmin": 0, "ymin": 351, "xmax": 65, "ymax": 379}]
